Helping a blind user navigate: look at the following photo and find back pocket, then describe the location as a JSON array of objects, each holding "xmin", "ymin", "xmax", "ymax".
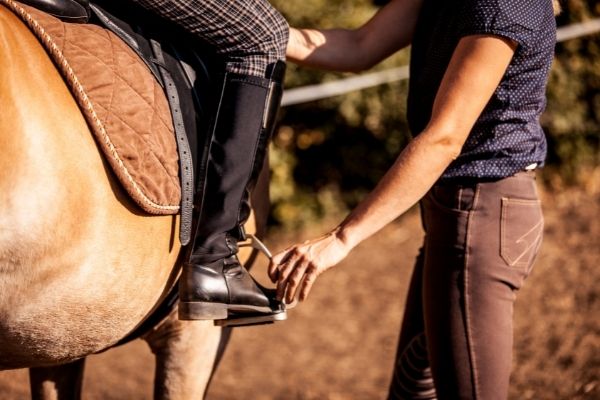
[{"xmin": 500, "ymin": 198, "xmax": 544, "ymax": 270}]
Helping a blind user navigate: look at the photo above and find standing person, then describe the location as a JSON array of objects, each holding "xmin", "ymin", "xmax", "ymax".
[
  {"xmin": 127, "ymin": 0, "xmax": 289, "ymax": 322},
  {"xmin": 269, "ymin": 0, "xmax": 559, "ymax": 398}
]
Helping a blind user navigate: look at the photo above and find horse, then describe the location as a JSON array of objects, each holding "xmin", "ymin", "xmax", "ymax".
[{"xmin": 0, "ymin": 4, "xmax": 270, "ymax": 398}]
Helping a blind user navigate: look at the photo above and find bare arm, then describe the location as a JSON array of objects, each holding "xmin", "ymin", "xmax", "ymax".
[
  {"xmin": 270, "ymin": 35, "xmax": 518, "ymax": 303},
  {"xmin": 287, "ymin": 0, "xmax": 423, "ymax": 72}
]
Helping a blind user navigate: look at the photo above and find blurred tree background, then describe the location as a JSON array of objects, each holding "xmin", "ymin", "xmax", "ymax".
[{"xmin": 268, "ymin": 0, "xmax": 600, "ymax": 229}]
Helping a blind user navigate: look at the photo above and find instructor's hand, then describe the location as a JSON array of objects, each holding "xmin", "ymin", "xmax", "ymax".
[{"xmin": 268, "ymin": 230, "xmax": 350, "ymax": 304}]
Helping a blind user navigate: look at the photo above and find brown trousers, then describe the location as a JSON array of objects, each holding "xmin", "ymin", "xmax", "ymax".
[{"xmin": 388, "ymin": 171, "xmax": 544, "ymax": 400}]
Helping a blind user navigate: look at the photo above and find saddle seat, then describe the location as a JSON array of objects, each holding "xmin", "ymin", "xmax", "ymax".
[{"xmin": 20, "ymin": 0, "xmax": 90, "ymax": 22}]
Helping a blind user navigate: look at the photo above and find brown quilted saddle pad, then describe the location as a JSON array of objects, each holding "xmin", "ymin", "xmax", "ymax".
[{"xmin": 2, "ymin": 0, "xmax": 181, "ymax": 215}]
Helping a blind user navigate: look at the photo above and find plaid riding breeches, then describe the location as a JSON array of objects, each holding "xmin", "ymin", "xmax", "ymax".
[{"xmin": 130, "ymin": 0, "xmax": 289, "ymax": 77}]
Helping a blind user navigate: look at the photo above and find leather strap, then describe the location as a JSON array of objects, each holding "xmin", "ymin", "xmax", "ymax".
[
  {"xmin": 109, "ymin": 279, "xmax": 179, "ymax": 349},
  {"xmin": 150, "ymin": 39, "xmax": 194, "ymax": 246},
  {"xmin": 89, "ymin": 4, "xmax": 194, "ymax": 244}
]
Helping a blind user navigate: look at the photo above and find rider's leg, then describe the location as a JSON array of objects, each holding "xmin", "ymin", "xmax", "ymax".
[
  {"xmin": 131, "ymin": 0, "xmax": 288, "ymax": 76},
  {"xmin": 130, "ymin": 0, "xmax": 289, "ymax": 320},
  {"xmin": 179, "ymin": 60, "xmax": 286, "ymax": 320}
]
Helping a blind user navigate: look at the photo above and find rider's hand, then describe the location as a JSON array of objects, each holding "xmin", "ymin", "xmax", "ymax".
[{"xmin": 268, "ymin": 229, "xmax": 351, "ymax": 304}]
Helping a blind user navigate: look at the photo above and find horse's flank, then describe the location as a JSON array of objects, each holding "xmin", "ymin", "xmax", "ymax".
[{"xmin": 0, "ymin": 5, "xmax": 182, "ymax": 367}]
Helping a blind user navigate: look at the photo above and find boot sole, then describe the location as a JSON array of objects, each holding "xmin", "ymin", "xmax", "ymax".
[{"xmin": 178, "ymin": 301, "xmax": 282, "ymax": 321}]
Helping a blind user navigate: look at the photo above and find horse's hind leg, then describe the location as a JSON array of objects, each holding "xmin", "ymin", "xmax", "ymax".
[
  {"xmin": 29, "ymin": 359, "xmax": 85, "ymax": 400},
  {"xmin": 143, "ymin": 312, "xmax": 222, "ymax": 399}
]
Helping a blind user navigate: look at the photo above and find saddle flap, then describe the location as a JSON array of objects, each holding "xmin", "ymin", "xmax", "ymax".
[{"xmin": 4, "ymin": 0, "xmax": 182, "ymax": 214}]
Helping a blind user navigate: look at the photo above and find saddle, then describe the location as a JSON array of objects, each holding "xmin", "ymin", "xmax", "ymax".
[
  {"xmin": 19, "ymin": 0, "xmax": 90, "ymax": 22},
  {"xmin": 0, "ymin": 0, "xmax": 232, "ymax": 345},
  {"xmin": 3, "ymin": 0, "xmax": 221, "ymax": 245}
]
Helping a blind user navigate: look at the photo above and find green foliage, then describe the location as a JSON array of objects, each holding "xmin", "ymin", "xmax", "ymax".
[
  {"xmin": 543, "ymin": 0, "xmax": 600, "ymax": 182},
  {"xmin": 268, "ymin": 0, "xmax": 600, "ymax": 228}
]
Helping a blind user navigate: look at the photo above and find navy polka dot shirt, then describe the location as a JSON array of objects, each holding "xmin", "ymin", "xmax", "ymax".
[{"xmin": 407, "ymin": 0, "xmax": 557, "ymax": 179}]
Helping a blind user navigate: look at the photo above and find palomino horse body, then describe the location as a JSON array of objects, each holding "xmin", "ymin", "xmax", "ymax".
[{"xmin": 0, "ymin": 6, "xmax": 267, "ymax": 398}]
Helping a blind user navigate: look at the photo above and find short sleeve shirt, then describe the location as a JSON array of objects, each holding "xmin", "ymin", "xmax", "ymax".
[{"xmin": 407, "ymin": 0, "xmax": 557, "ymax": 180}]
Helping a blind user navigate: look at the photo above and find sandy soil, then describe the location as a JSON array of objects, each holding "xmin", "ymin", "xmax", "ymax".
[{"xmin": 0, "ymin": 186, "xmax": 598, "ymax": 399}]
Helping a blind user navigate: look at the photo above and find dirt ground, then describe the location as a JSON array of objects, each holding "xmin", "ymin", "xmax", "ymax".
[{"xmin": 0, "ymin": 183, "xmax": 598, "ymax": 399}]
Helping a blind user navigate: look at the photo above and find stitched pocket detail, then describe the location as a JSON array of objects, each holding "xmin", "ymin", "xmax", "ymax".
[
  {"xmin": 500, "ymin": 198, "xmax": 544, "ymax": 269},
  {"xmin": 426, "ymin": 187, "xmax": 471, "ymax": 216}
]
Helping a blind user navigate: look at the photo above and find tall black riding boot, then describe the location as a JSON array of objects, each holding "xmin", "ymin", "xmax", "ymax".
[{"xmin": 179, "ymin": 61, "xmax": 285, "ymax": 321}]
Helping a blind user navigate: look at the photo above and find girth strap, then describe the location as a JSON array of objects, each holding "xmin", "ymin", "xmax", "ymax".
[{"xmin": 109, "ymin": 280, "xmax": 180, "ymax": 349}]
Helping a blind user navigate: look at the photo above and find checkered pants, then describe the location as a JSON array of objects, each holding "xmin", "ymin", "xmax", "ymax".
[{"xmin": 130, "ymin": 0, "xmax": 288, "ymax": 77}]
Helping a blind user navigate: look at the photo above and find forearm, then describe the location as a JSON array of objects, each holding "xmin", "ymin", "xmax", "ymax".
[
  {"xmin": 335, "ymin": 131, "xmax": 460, "ymax": 250},
  {"xmin": 335, "ymin": 35, "xmax": 517, "ymax": 251},
  {"xmin": 286, "ymin": 0, "xmax": 422, "ymax": 72},
  {"xmin": 271, "ymin": 34, "xmax": 517, "ymax": 303}
]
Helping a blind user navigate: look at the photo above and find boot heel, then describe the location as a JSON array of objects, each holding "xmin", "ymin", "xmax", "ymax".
[{"xmin": 178, "ymin": 301, "xmax": 228, "ymax": 320}]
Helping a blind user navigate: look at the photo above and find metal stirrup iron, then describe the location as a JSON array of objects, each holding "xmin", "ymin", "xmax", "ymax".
[{"xmin": 238, "ymin": 234, "xmax": 298, "ymax": 311}]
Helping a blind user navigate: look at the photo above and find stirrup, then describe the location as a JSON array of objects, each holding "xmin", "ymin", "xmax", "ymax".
[
  {"xmin": 239, "ymin": 233, "xmax": 273, "ymax": 258},
  {"xmin": 239, "ymin": 234, "xmax": 298, "ymax": 310},
  {"xmin": 215, "ymin": 309, "xmax": 287, "ymax": 327},
  {"xmin": 213, "ymin": 235, "xmax": 295, "ymax": 327}
]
